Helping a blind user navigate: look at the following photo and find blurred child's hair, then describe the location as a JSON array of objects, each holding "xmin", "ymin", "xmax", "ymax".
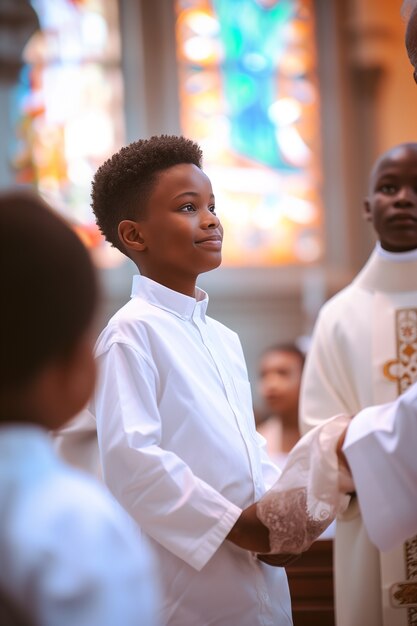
[
  {"xmin": 91, "ymin": 135, "xmax": 203, "ymax": 253},
  {"xmin": 261, "ymin": 343, "xmax": 305, "ymax": 368},
  {"xmin": 0, "ymin": 189, "xmax": 98, "ymax": 392}
]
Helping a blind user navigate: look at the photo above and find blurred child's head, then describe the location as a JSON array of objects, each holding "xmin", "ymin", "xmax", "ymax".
[
  {"xmin": 258, "ymin": 344, "xmax": 305, "ymax": 424},
  {"xmin": 405, "ymin": 3, "xmax": 417, "ymax": 83},
  {"xmin": 91, "ymin": 135, "xmax": 223, "ymax": 295},
  {"xmin": 0, "ymin": 190, "xmax": 98, "ymax": 430},
  {"xmin": 364, "ymin": 142, "xmax": 417, "ymax": 252}
]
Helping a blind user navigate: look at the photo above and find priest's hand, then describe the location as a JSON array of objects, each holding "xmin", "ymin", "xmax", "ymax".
[{"xmin": 336, "ymin": 424, "xmax": 350, "ymax": 472}]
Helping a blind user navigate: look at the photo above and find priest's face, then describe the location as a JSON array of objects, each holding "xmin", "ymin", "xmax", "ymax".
[{"xmin": 364, "ymin": 144, "xmax": 417, "ymax": 252}]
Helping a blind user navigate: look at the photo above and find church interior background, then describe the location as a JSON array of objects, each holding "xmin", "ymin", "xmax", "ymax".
[{"xmin": 0, "ymin": 0, "xmax": 415, "ymax": 406}]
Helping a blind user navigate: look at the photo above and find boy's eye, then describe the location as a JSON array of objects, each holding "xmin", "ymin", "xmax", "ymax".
[
  {"xmin": 379, "ymin": 184, "xmax": 397, "ymax": 194},
  {"xmin": 209, "ymin": 205, "xmax": 216, "ymax": 215},
  {"xmin": 180, "ymin": 204, "xmax": 196, "ymax": 212}
]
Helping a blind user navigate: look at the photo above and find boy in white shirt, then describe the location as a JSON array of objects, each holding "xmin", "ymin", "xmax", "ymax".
[
  {"xmin": 0, "ymin": 190, "xmax": 158, "ymax": 626},
  {"xmin": 88, "ymin": 135, "xmax": 293, "ymax": 625}
]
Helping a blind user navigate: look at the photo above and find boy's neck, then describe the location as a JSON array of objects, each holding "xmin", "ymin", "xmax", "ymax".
[
  {"xmin": 280, "ymin": 424, "xmax": 300, "ymax": 453},
  {"xmin": 138, "ymin": 268, "xmax": 197, "ymax": 298}
]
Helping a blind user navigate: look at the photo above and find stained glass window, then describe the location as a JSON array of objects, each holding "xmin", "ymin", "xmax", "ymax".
[
  {"xmin": 13, "ymin": 0, "xmax": 124, "ymax": 267},
  {"xmin": 175, "ymin": 0, "xmax": 322, "ymax": 266}
]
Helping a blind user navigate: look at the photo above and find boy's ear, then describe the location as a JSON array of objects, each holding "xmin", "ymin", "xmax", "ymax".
[
  {"xmin": 118, "ymin": 220, "xmax": 147, "ymax": 251},
  {"xmin": 363, "ymin": 198, "xmax": 372, "ymax": 222}
]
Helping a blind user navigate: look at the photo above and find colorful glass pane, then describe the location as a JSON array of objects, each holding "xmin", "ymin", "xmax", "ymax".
[
  {"xmin": 12, "ymin": 0, "xmax": 124, "ymax": 266},
  {"xmin": 175, "ymin": 0, "xmax": 322, "ymax": 266}
]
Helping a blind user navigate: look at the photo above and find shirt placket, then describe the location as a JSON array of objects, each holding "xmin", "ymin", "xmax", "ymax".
[
  {"xmin": 192, "ymin": 309, "xmax": 275, "ymax": 625},
  {"xmin": 191, "ymin": 310, "xmax": 265, "ymax": 500}
]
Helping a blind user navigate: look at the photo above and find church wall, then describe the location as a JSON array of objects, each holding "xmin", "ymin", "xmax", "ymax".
[{"xmin": 1, "ymin": 0, "xmax": 416, "ymax": 404}]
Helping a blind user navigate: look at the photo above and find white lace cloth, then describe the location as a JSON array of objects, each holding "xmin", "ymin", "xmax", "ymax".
[{"xmin": 257, "ymin": 414, "xmax": 354, "ymax": 554}]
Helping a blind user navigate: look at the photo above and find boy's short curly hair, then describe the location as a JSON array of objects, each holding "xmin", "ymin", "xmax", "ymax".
[{"xmin": 91, "ymin": 135, "xmax": 203, "ymax": 253}]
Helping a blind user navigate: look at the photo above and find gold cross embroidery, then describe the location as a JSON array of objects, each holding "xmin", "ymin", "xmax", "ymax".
[
  {"xmin": 382, "ymin": 308, "xmax": 417, "ymax": 622},
  {"xmin": 382, "ymin": 309, "xmax": 417, "ymax": 395}
]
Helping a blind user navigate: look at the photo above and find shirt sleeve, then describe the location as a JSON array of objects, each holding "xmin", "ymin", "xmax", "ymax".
[
  {"xmin": 343, "ymin": 383, "xmax": 417, "ymax": 551},
  {"xmin": 94, "ymin": 342, "xmax": 242, "ymax": 571}
]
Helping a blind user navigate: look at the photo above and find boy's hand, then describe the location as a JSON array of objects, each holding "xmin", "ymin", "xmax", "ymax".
[
  {"xmin": 257, "ymin": 553, "xmax": 301, "ymax": 567},
  {"xmin": 226, "ymin": 502, "xmax": 270, "ymax": 553}
]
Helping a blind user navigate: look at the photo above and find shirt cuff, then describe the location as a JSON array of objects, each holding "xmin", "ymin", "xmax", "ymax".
[
  {"xmin": 186, "ymin": 503, "xmax": 242, "ymax": 571},
  {"xmin": 343, "ymin": 403, "xmax": 388, "ymax": 451}
]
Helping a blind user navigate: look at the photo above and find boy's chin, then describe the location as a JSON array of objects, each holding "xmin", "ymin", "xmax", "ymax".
[{"xmin": 202, "ymin": 256, "xmax": 222, "ymax": 272}]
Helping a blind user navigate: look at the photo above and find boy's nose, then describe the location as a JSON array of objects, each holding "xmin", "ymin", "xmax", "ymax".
[{"xmin": 201, "ymin": 210, "xmax": 220, "ymax": 228}]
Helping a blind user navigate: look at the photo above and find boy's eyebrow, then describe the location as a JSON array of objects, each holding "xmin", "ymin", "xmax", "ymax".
[{"xmin": 173, "ymin": 191, "xmax": 215, "ymax": 200}]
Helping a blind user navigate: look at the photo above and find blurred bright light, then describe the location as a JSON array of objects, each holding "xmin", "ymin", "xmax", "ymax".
[
  {"xmin": 82, "ymin": 12, "xmax": 108, "ymax": 52},
  {"xmin": 282, "ymin": 196, "xmax": 316, "ymax": 224},
  {"xmin": 278, "ymin": 126, "xmax": 311, "ymax": 167},
  {"xmin": 183, "ymin": 36, "xmax": 222, "ymax": 63},
  {"xmin": 185, "ymin": 10, "xmax": 220, "ymax": 36},
  {"xmin": 269, "ymin": 97, "xmax": 301, "ymax": 126},
  {"xmin": 243, "ymin": 52, "xmax": 268, "ymax": 72},
  {"xmin": 65, "ymin": 112, "xmax": 114, "ymax": 158},
  {"xmin": 67, "ymin": 159, "xmax": 94, "ymax": 185}
]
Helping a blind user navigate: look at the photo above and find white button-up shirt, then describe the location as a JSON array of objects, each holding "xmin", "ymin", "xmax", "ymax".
[
  {"xmin": 91, "ymin": 275, "xmax": 292, "ymax": 626},
  {"xmin": 0, "ymin": 424, "xmax": 158, "ymax": 626}
]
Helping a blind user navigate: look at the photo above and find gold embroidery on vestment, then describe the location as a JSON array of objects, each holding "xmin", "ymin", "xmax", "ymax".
[
  {"xmin": 382, "ymin": 310, "xmax": 417, "ymax": 623},
  {"xmin": 382, "ymin": 309, "xmax": 417, "ymax": 394}
]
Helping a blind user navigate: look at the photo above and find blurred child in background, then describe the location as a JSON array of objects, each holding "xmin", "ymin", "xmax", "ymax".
[{"xmin": 257, "ymin": 344, "xmax": 305, "ymax": 469}]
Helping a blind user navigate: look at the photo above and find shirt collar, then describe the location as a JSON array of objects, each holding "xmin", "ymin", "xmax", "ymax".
[
  {"xmin": 376, "ymin": 241, "xmax": 417, "ymax": 262},
  {"xmin": 131, "ymin": 275, "xmax": 209, "ymax": 321},
  {"xmin": 354, "ymin": 246, "xmax": 417, "ymax": 292}
]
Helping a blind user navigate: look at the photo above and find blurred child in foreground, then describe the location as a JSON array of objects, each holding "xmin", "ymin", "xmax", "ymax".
[{"xmin": 0, "ymin": 190, "xmax": 158, "ymax": 626}]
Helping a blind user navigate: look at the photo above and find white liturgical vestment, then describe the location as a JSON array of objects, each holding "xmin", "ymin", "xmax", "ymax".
[
  {"xmin": 300, "ymin": 244, "xmax": 417, "ymax": 626},
  {"xmin": 343, "ymin": 382, "xmax": 417, "ymax": 552},
  {"xmin": 88, "ymin": 276, "xmax": 292, "ymax": 626},
  {"xmin": 0, "ymin": 425, "xmax": 158, "ymax": 626}
]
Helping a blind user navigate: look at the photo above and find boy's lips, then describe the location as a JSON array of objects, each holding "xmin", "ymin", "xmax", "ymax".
[{"xmin": 195, "ymin": 235, "xmax": 223, "ymax": 249}]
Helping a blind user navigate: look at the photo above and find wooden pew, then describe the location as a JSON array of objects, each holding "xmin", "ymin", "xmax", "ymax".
[{"xmin": 286, "ymin": 539, "xmax": 335, "ymax": 626}]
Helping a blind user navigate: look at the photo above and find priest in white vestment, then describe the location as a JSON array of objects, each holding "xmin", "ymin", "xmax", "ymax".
[{"xmin": 300, "ymin": 142, "xmax": 417, "ymax": 626}]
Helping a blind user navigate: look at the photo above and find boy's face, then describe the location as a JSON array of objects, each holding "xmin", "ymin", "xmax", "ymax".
[
  {"xmin": 7, "ymin": 330, "xmax": 97, "ymax": 431},
  {"xmin": 364, "ymin": 146, "xmax": 417, "ymax": 252},
  {"xmin": 258, "ymin": 350, "xmax": 302, "ymax": 422},
  {"xmin": 130, "ymin": 163, "xmax": 223, "ymax": 295}
]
